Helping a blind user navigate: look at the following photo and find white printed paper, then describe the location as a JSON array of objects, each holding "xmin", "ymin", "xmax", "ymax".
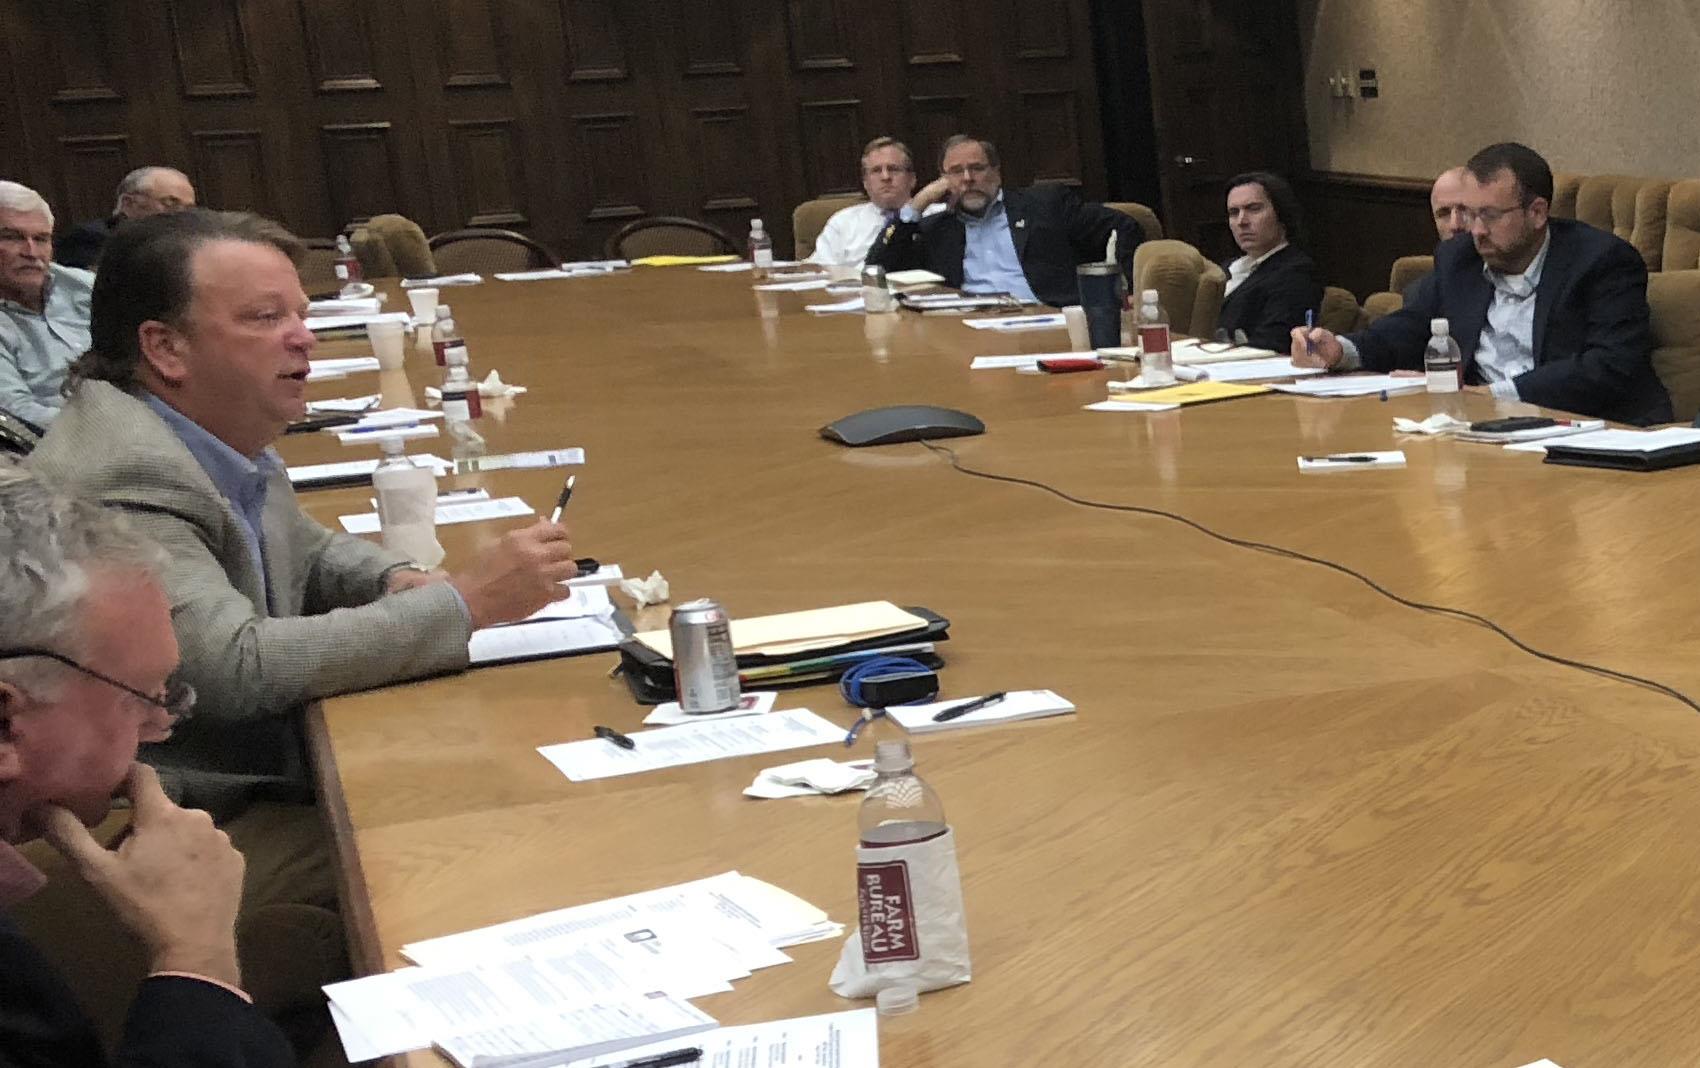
[
  {"xmin": 468, "ymin": 616, "xmax": 624, "ymax": 666},
  {"xmin": 340, "ymin": 495, "xmax": 533, "ymax": 534},
  {"xmin": 402, "ymin": 273, "xmax": 484, "ymax": 287},
  {"xmin": 305, "ymin": 395, "xmax": 381, "ymax": 414},
  {"xmin": 1191, "ymin": 357, "xmax": 1324, "ymax": 382},
  {"xmin": 537, "ymin": 709, "xmax": 844, "ymax": 783},
  {"xmin": 305, "ymin": 311, "xmax": 412, "ymax": 332},
  {"xmin": 806, "ymin": 296, "xmax": 866, "ymax": 314},
  {"xmin": 287, "ymin": 454, "xmax": 450, "ymax": 487},
  {"xmin": 334, "ymin": 423, "xmax": 439, "ymax": 445},
  {"xmin": 963, "ymin": 313, "xmax": 1067, "ymax": 331},
  {"xmin": 515, "ymin": 583, "xmax": 614, "ymax": 624},
  {"xmin": 564, "ymin": 1008, "xmax": 879, "ymax": 1068},
  {"xmin": 754, "ymin": 277, "xmax": 832, "ymax": 291},
  {"xmin": 643, "ymin": 690, "xmax": 778, "ymax": 727},
  {"xmin": 1085, "ymin": 400, "xmax": 1180, "ymax": 412},
  {"xmin": 327, "ymin": 407, "xmax": 444, "ymax": 433},
  {"xmin": 308, "ymin": 356, "xmax": 382, "ymax": 378},
  {"xmin": 1270, "ymin": 375, "xmax": 1427, "ymax": 397},
  {"xmin": 452, "ymin": 447, "xmax": 586, "ymax": 474}
]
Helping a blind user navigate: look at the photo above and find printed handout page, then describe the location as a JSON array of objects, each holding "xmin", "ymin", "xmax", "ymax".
[
  {"xmin": 1270, "ymin": 375, "xmax": 1427, "ymax": 397},
  {"xmin": 537, "ymin": 708, "xmax": 844, "ymax": 782},
  {"xmin": 403, "ymin": 871, "xmax": 837, "ymax": 969},
  {"xmin": 287, "ymin": 454, "xmax": 450, "ymax": 487},
  {"xmin": 340, "ymin": 495, "xmax": 534, "ymax": 534},
  {"xmin": 468, "ymin": 616, "xmax": 625, "ymax": 667},
  {"xmin": 560, "ymin": 1008, "xmax": 879, "ymax": 1068}
]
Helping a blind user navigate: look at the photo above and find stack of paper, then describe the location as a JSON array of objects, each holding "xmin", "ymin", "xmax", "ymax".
[
  {"xmin": 402, "ymin": 273, "xmax": 484, "ymax": 287},
  {"xmin": 307, "ymin": 296, "xmax": 382, "ymax": 315},
  {"xmin": 305, "ymin": 311, "xmax": 412, "ymax": 333},
  {"xmin": 632, "ymin": 600, "xmax": 928, "ymax": 660},
  {"xmin": 753, "ymin": 276, "xmax": 832, "ymax": 291},
  {"xmin": 805, "ymin": 296, "xmax": 866, "ymax": 314},
  {"xmin": 326, "ymin": 407, "xmax": 444, "ymax": 433},
  {"xmin": 537, "ymin": 708, "xmax": 844, "ymax": 782},
  {"xmin": 306, "ymin": 356, "xmax": 382, "ymax": 381},
  {"xmin": 305, "ymin": 395, "xmax": 380, "ymax": 414},
  {"xmin": 1270, "ymin": 375, "xmax": 1427, "ymax": 397},
  {"xmin": 287, "ymin": 454, "xmax": 451, "ymax": 489},
  {"xmin": 904, "ymin": 293, "xmax": 1012, "ymax": 311},
  {"xmin": 1505, "ymin": 426, "xmax": 1700, "ymax": 454},
  {"xmin": 569, "ymin": 1009, "xmax": 878, "ymax": 1067}
]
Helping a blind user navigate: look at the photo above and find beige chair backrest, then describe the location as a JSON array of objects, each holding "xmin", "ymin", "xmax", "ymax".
[
  {"xmin": 1388, "ymin": 254, "xmax": 1434, "ymax": 295},
  {"xmin": 349, "ymin": 225, "xmax": 397, "ymax": 280},
  {"xmin": 366, "ymin": 213, "xmax": 436, "ymax": 278},
  {"xmin": 1363, "ymin": 291, "xmax": 1403, "ymax": 324},
  {"xmin": 1648, "ymin": 268, "xmax": 1700, "ymax": 421},
  {"xmin": 792, "ymin": 195, "xmax": 865, "ymax": 259},
  {"xmin": 1551, "ymin": 173, "xmax": 1583, "ymax": 219},
  {"xmin": 1663, "ymin": 180, "xmax": 1700, "ymax": 273},
  {"xmin": 1131, "ymin": 239, "xmax": 1225, "ymax": 339},
  {"xmin": 1318, "ymin": 286, "xmax": 1367, "ymax": 335},
  {"xmin": 1104, "ymin": 202, "xmax": 1164, "ymax": 241}
]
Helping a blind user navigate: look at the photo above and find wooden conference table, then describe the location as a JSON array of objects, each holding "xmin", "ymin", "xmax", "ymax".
[{"xmin": 291, "ymin": 270, "xmax": 1700, "ymax": 1068}]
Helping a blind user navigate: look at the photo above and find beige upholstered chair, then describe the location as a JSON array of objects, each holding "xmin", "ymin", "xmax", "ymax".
[
  {"xmin": 1318, "ymin": 286, "xmax": 1367, "ymax": 335},
  {"xmin": 1550, "ymin": 173, "xmax": 1583, "ymax": 219},
  {"xmin": 1131, "ymin": 239, "xmax": 1225, "ymax": 339},
  {"xmin": 1662, "ymin": 180, "xmax": 1700, "ymax": 273},
  {"xmin": 791, "ymin": 194, "xmax": 865, "ymax": 259},
  {"xmin": 365, "ymin": 213, "xmax": 436, "ymax": 278},
  {"xmin": 1647, "ymin": 269, "xmax": 1700, "ymax": 421},
  {"xmin": 1388, "ymin": 254, "xmax": 1434, "ymax": 295},
  {"xmin": 349, "ymin": 225, "xmax": 397, "ymax": 280},
  {"xmin": 1573, "ymin": 175, "xmax": 1672, "ymax": 270},
  {"xmin": 1104, "ymin": 202, "xmax": 1164, "ymax": 241}
]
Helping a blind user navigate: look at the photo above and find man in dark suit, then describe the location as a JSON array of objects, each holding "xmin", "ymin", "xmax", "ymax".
[
  {"xmin": 1216, "ymin": 171, "xmax": 1321, "ymax": 351},
  {"xmin": 1292, "ymin": 142, "xmax": 1671, "ymax": 425},
  {"xmin": 54, "ymin": 166, "xmax": 197, "ymax": 271},
  {"xmin": 0, "ymin": 465, "xmax": 292, "ymax": 1067},
  {"xmin": 865, "ymin": 134, "xmax": 1141, "ymax": 307}
]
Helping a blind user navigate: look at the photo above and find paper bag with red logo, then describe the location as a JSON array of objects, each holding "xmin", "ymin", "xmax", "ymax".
[{"xmin": 829, "ymin": 828, "xmax": 971, "ymax": 997}]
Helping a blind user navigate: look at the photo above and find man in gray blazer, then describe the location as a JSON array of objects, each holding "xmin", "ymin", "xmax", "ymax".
[{"xmin": 26, "ymin": 210, "xmax": 578, "ymax": 1050}]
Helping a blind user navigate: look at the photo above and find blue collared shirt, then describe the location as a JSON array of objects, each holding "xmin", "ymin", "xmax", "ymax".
[
  {"xmin": 0, "ymin": 263, "xmax": 94, "ymax": 426},
  {"xmin": 143, "ymin": 392, "xmax": 278, "ymax": 606},
  {"xmin": 903, "ymin": 190, "xmax": 1038, "ymax": 303}
]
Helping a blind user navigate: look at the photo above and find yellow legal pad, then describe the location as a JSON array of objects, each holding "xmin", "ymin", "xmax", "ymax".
[
  {"xmin": 1112, "ymin": 380, "xmax": 1272, "ymax": 406},
  {"xmin": 633, "ymin": 600, "xmax": 930, "ymax": 660},
  {"xmin": 630, "ymin": 254, "xmax": 740, "ymax": 267}
]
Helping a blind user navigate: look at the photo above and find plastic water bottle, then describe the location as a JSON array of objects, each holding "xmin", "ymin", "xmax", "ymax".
[
  {"xmin": 859, "ymin": 740, "xmax": 948, "ymax": 848},
  {"xmin": 431, "ymin": 304, "xmax": 466, "ymax": 368},
  {"xmin": 748, "ymin": 218, "xmax": 774, "ymax": 279},
  {"xmin": 440, "ymin": 345, "xmax": 486, "ymax": 458},
  {"xmin": 372, "ymin": 437, "xmax": 443, "ymax": 568},
  {"xmin": 1136, "ymin": 289, "xmax": 1175, "ymax": 385},
  {"xmin": 861, "ymin": 263, "xmax": 896, "ymax": 314},
  {"xmin": 333, "ymin": 234, "xmax": 363, "ymax": 297},
  {"xmin": 1425, "ymin": 317, "xmax": 1462, "ymax": 394}
]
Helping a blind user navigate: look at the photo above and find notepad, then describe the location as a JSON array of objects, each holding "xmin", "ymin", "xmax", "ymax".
[
  {"xmin": 1270, "ymin": 375, "xmax": 1426, "ymax": 397},
  {"xmin": 632, "ymin": 600, "xmax": 928, "ymax": 660},
  {"xmin": 888, "ymin": 689, "xmax": 1075, "ymax": 734},
  {"xmin": 1107, "ymin": 380, "xmax": 1271, "ymax": 406},
  {"xmin": 1169, "ymin": 337, "xmax": 1282, "ymax": 364}
]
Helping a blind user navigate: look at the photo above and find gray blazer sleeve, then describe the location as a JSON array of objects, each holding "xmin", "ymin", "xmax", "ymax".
[{"xmin": 126, "ymin": 503, "xmax": 472, "ymax": 722}]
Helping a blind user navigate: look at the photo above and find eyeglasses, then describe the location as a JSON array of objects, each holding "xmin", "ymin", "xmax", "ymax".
[
  {"xmin": 943, "ymin": 163, "xmax": 992, "ymax": 179},
  {"xmin": 1462, "ymin": 205, "xmax": 1527, "ymax": 227},
  {"xmin": 0, "ymin": 647, "xmax": 196, "ymax": 722}
]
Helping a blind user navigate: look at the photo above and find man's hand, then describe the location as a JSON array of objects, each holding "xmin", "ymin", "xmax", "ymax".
[
  {"xmin": 449, "ymin": 520, "xmax": 578, "ymax": 628},
  {"xmin": 36, "ymin": 764, "xmax": 245, "ymax": 988},
  {"xmin": 909, "ymin": 175, "xmax": 953, "ymax": 215},
  {"xmin": 386, "ymin": 566, "xmax": 449, "ymax": 594},
  {"xmin": 1290, "ymin": 325, "xmax": 1345, "ymax": 369}
]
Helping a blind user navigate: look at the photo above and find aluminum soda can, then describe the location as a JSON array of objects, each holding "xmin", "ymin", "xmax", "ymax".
[{"xmin": 670, "ymin": 598, "xmax": 741, "ymax": 713}]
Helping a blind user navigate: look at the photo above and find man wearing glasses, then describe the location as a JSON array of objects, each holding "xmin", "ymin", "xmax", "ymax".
[
  {"xmin": 55, "ymin": 166, "xmax": 198, "ymax": 272},
  {"xmin": 806, "ymin": 136, "xmax": 941, "ymax": 270},
  {"xmin": 1292, "ymin": 142, "xmax": 1671, "ymax": 425},
  {"xmin": 0, "ymin": 465, "xmax": 293, "ymax": 1066},
  {"xmin": 865, "ymin": 134, "xmax": 1142, "ymax": 307},
  {"xmin": 0, "ymin": 181, "xmax": 93, "ymax": 429}
]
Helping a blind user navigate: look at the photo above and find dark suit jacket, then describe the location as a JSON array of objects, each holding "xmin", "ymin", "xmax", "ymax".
[
  {"xmin": 865, "ymin": 184, "xmax": 1142, "ymax": 307},
  {"xmin": 1, "ymin": 914, "xmax": 294, "ymax": 1067},
  {"xmin": 1217, "ymin": 244, "xmax": 1323, "ymax": 351},
  {"xmin": 1347, "ymin": 219, "xmax": 1671, "ymax": 425},
  {"xmin": 53, "ymin": 217, "xmax": 118, "ymax": 271}
]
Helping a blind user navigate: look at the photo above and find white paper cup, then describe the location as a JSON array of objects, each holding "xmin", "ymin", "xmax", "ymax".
[
  {"xmin": 369, "ymin": 320, "xmax": 407, "ymax": 370},
  {"xmin": 406, "ymin": 288, "xmax": 439, "ymax": 325},
  {"xmin": 1062, "ymin": 305, "xmax": 1091, "ymax": 352}
]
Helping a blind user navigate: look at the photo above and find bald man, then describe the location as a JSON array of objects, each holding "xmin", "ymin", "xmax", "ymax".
[
  {"xmin": 1430, "ymin": 166, "xmax": 1469, "ymax": 243},
  {"xmin": 56, "ymin": 167, "xmax": 197, "ymax": 270}
]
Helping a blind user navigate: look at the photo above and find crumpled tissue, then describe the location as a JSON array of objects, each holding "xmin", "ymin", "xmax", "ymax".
[
  {"xmin": 745, "ymin": 758, "xmax": 875, "ymax": 799},
  {"xmin": 618, "ymin": 569, "xmax": 669, "ymax": 607},
  {"xmin": 1393, "ymin": 413, "xmax": 1470, "ymax": 435},
  {"xmin": 425, "ymin": 370, "xmax": 528, "ymax": 401}
]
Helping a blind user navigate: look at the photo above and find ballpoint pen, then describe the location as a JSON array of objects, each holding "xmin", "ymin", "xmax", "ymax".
[
  {"xmin": 606, "ymin": 1048, "xmax": 704, "ymax": 1068},
  {"xmin": 932, "ymin": 691, "xmax": 1007, "ymax": 723},
  {"xmin": 549, "ymin": 474, "xmax": 576, "ymax": 524},
  {"xmin": 1304, "ymin": 308, "xmax": 1316, "ymax": 361},
  {"xmin": 594, "ymin": 724, "xmax": 635, "ymax": 749},
  {"xmin": 1302, "ymin": 455, "xmax": 1377, "ymax": 463}
]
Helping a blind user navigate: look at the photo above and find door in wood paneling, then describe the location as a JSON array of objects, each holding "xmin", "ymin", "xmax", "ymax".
[{"xmin": 1141, "ymin": 0, "xmax": 1308, "ymax": 260}]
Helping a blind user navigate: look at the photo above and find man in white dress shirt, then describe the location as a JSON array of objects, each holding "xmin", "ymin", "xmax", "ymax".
[{"xmin": 807, "ymin": 137, "xmax": 927, "ymax": 270}]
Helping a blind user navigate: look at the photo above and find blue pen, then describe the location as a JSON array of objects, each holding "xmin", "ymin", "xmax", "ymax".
[
  {"xmin": 1304, "ymin": 308, "xmax": 1316, "ymax": 361},
  {"xmin": 343, "ymin": 421, "xmax": 420, "ymax": 435}
]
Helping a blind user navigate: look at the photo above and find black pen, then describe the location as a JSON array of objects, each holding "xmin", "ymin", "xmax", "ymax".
[
  {"xmin": 932, "ymin": 691, "xmax": 1007, "ymax": 723},
  {"xmin": 607, "ymin": 1048, "xmax": 703, "ymax": 1068},
  {"xmin": 1303, "ymin": 455, "xmax": 1377, "ymax": 463},
  {"xmin": 549, "ymin": 474, "xmax": 576, "ymax": 524},
  {"xmin": 594, "ymin": 724, "xmax": 635, "ymax": 749}
]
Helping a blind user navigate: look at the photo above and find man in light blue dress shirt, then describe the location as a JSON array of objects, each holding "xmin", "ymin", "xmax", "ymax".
[{"xmin": 0, "ymin": 182, "xmax": 93, "ymax": 428}]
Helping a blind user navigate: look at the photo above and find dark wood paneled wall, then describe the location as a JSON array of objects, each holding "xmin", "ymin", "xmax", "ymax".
[
  {"xmin": 1299, "ymin": 171, "xmax": 1436, "ymax": 301},
  {"xmin": 0, "ymin": 0, "xmax": 1106, "ymax": 261}
]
